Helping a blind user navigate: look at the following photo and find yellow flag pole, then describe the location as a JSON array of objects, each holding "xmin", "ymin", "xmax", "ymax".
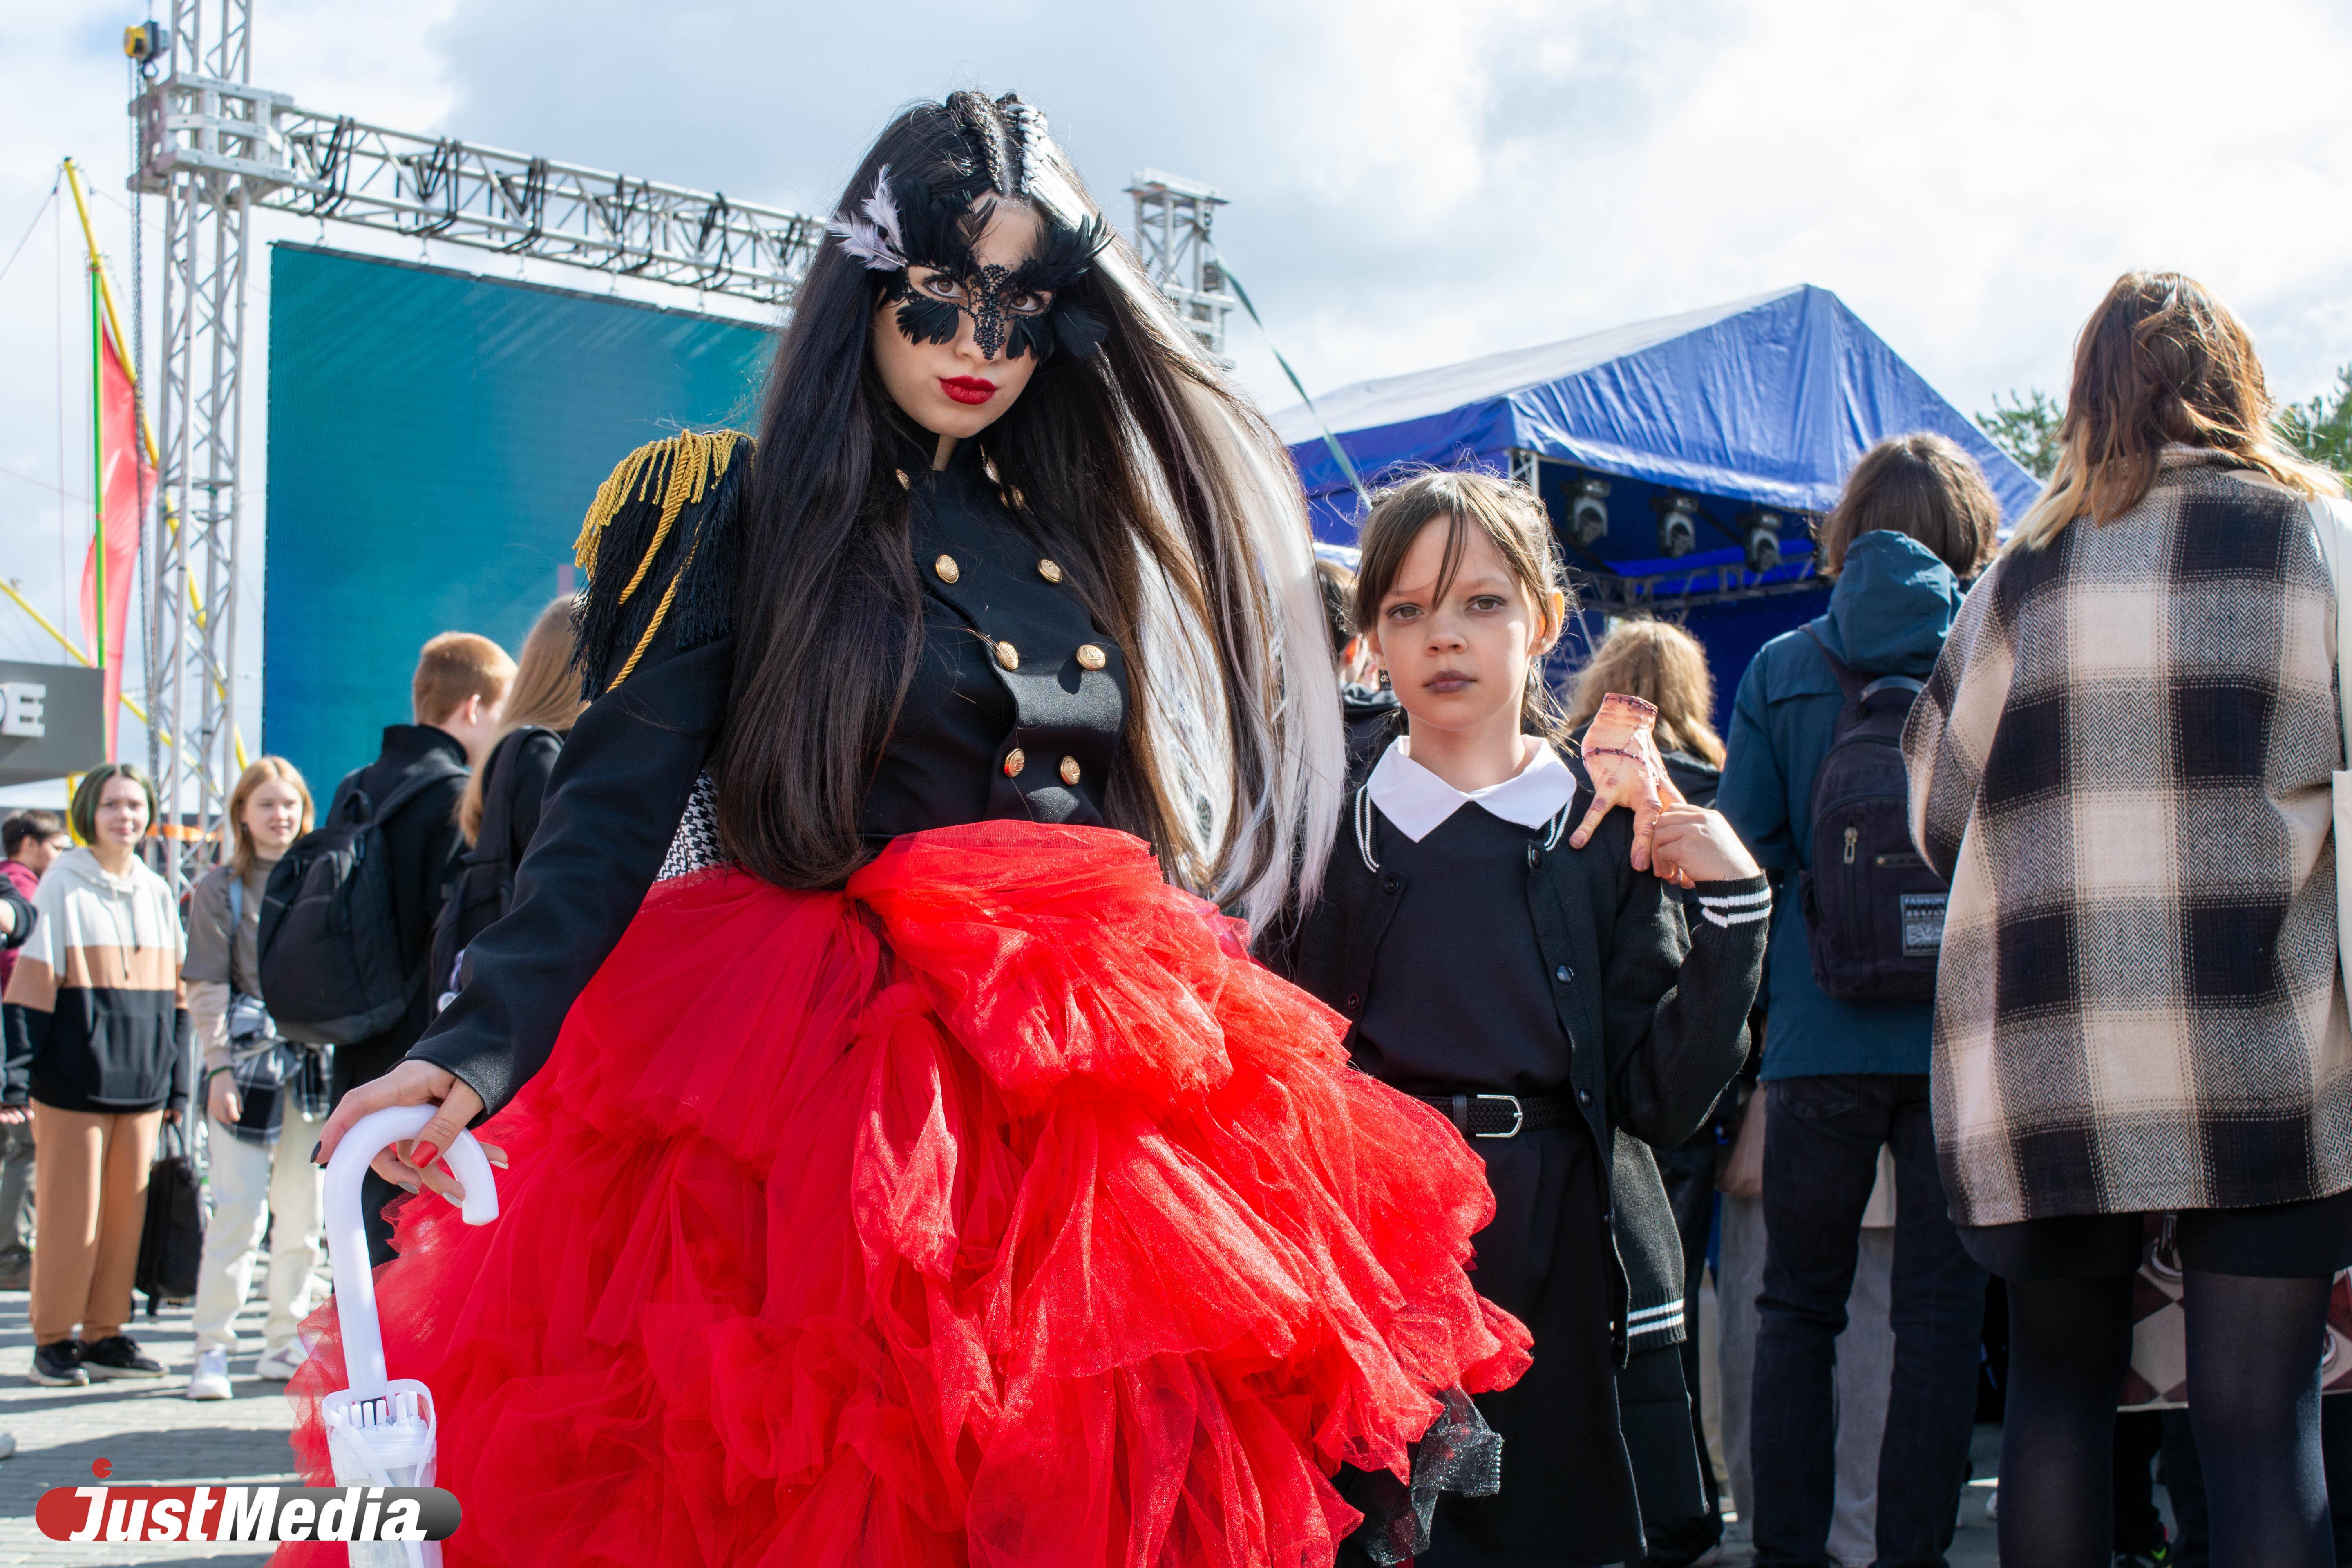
[{"xmin": 0, "ymin": 577, "xmax": 157, "ymax": 732}]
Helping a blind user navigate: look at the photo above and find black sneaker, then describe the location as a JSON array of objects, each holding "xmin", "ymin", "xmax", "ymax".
[
  {"xmin": 28, "ymin": 1339, "xmax": 85, "ymax": 1386},
  {"xmin": 77, "ymin": 1335, "xmax": 164, "ymax": 1380}
]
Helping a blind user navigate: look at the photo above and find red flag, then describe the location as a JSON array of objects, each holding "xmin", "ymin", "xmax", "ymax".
[{"xmin": 78, "ymin": 313, "xmax": 151, "ymax": 761}]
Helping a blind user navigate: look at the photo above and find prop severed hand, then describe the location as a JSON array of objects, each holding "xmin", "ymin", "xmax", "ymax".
[{"xmin": 1570, "ymin": 693, "xmax": 1690, "ymax": 880}]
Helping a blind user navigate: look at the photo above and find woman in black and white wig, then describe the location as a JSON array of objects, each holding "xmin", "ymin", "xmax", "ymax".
[{"xmin": 292, "ymin": 91, "xmax": 1531, "ymax": 1568}]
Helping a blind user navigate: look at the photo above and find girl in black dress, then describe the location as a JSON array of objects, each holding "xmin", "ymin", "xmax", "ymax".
[{"xmin": 1271, "ymin": 470, "xmax": 1769, "ymax": 1567}]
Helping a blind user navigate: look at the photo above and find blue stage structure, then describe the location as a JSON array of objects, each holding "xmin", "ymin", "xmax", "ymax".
[{"xmin": 1272, "ymin": 285, "xmax": 2039, "ymax": 711}]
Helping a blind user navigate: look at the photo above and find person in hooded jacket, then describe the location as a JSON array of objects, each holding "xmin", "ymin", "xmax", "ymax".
[{"xmin": 1717, "ymin": 434, "xmax": 2001, "ymax": 1568}]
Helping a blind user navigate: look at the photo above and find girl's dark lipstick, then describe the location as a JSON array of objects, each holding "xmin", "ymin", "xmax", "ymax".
[{"xmin": 940, "ymin": 376, "xmax": 997, "ymax": 405}]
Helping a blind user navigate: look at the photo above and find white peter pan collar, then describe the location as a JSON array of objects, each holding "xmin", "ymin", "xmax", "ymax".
[{"xmin": 1366, "ymin": 735, "xmax": 1579, "ymax": 843}]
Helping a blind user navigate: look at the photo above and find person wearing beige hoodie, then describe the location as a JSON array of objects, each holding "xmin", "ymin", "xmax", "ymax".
[{"xmin": 0, "ymin": 765, "xmax": 186, "ymax": 1387}]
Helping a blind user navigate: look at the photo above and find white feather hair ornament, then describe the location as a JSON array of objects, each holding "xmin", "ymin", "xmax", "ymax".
[{"xmin": 826, "ymin": 164, "xmax": 910, "ymax": 272}]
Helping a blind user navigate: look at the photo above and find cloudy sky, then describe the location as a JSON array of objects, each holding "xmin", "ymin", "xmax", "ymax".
[{"xmin": 3, "ymin": 0, "xmax": 2351, "ymax": 787}]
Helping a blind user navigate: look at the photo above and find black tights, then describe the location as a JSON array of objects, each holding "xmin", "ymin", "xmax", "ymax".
[{"xmin": 1997, "ymin": 1270, "xmax": 2331, "ymax": 1568}]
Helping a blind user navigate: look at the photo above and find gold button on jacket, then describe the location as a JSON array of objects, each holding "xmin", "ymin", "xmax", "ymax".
[
  {"xmin": 1037, "ymin": 558, "xmax": 1064, "ymax": 584},
  {"xmin": 1002, "ymin": 748, "xmax": 1026, "ymax": 778},
  {"xmin": 1075, "ymin": 644, "xmax": 1107, "ymax": 671},
  {"xmin": 994, "ymin": 641, "xmax": 1020, "ymax": 671},
  {"xmin": 933, "ymin": 554, "xmax": 960, "ymax": 584},
  {"xmin": 1058, "ymin": 756, "xmax": 1082, "ymax": 785}
]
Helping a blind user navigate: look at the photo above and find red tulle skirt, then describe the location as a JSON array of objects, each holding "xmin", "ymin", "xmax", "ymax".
[{"xmin": 280, "ymin": 823, "xmax": 1529, "ymax": 1568}]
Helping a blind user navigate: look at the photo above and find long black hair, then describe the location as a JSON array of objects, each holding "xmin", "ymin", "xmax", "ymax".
[{"xmin": 711, "ymin": 93, "xmax": 1340, "ymax": 920}]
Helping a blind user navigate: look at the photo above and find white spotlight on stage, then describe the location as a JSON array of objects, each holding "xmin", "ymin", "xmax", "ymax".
[
  {"xmin": 1740, "ymin": 509, "xmax": 1783, "ymax": 573},
  {"xmin": 1568, "ymin": 476, "xmax": 1611, "ymax": 546},
  {"xmin": 1653, "ymin": 493, "xmax": 1699, "ymax": 559}
]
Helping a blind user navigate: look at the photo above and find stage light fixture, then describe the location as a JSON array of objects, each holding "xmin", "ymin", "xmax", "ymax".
[
  {"xmin": 1653, "ymin": 493, "xmax": 1699, "ymax": 558},
  {"xmin": 123, "ymin": 21, "xmax": 169, "ymax": 64},
  {"xmin": 1740, "ymin": 508, "xmax": 1784, "ymax": 573},
  {"xmin": 1568, "ymin": 475, "xmax": 1611, "ymax": 545}
]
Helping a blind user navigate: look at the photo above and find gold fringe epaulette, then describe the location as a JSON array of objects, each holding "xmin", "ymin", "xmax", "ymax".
[{"xmin": 571, "ymin": 430, "xmax": 751, "ymax": 695}]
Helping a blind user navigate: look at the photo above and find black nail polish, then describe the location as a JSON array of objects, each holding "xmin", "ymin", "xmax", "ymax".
[{"xmin": 309, "ymin": 1140, "xmax": 322, "ymax": 1165}]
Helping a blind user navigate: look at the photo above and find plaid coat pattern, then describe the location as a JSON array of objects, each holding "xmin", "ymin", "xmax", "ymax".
[{"xmin": 1903, "ymin": 454, "xmax": 2352, "ymax": 1226}]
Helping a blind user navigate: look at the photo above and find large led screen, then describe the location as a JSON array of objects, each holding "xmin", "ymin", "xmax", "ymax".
[{"xmin": 264, "ymin": 244, "xmax": 772, "ymax": 790}]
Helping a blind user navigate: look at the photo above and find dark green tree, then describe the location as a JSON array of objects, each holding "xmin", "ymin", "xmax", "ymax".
[
  {"xmin": 2275, "ymin": 364, "xmax": 2352, "ymax": 480},
  {"xmin": 1975, "ymin": 389, "xmax": 2065, "ymax": 481}
]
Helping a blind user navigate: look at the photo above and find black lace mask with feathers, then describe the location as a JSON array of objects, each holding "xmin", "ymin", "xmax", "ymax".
[{"xmin": 826, "ymin": 94, "xmax": 1111, "ymax": 363}]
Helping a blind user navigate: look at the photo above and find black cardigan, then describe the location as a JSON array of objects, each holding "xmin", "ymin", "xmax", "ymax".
[{"xmin": 1262, "ymin": 753, "xmax": 1767, "ymax": 1362}]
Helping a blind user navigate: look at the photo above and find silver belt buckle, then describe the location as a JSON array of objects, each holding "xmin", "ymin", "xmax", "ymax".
[{"xmin": 1474, "ymin": 1093, "xmax": 1525, "ymax": 1139}]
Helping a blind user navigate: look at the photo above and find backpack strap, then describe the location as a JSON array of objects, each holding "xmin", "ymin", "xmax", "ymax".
[
  {"xmin": 1803, "ymin": 625, "xmax": 1923, "ymax": 716},
  {"xmin": 1800, "ymin": 624, "xmax": 1869, "ymax": 706},
  {"xmin": 326, "ymin": 766, "xmax": 366, "ymax": 825},
  {"xmin": 466, "ymin": 727, "xmax": 551, "ymax": 870}
]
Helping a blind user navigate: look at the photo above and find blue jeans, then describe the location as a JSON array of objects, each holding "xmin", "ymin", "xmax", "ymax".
[{"xmin": 1751, "ymin": 1073, "xmax": 1986, "ymax": 1568}]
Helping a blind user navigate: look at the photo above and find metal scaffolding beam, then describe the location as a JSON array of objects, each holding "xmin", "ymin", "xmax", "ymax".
[
  {"xmin": 1127, "ymin": 170, "xmax": 1236, "ymax": 361},
  {"xmin": 136, "ymin": 75, "xmax": 830, "ymax": 306},
  {"xmin": 128, "ymin": 11, "xmax": 1222, "ymax": 887},
  {"xmin": 142, "ymin": 0, "xmax": 255, "ymax": 891}
]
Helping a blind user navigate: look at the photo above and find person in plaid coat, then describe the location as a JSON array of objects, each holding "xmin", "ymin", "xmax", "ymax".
[{"xmin": 1902, "ymin": 271, "xmax": 2352, "ymax": 1568}]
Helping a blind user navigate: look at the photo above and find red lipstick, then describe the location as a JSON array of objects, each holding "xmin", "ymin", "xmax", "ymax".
[{"xmin": 939, "ymin": 376, "xmax": 997, "ymax": 405}]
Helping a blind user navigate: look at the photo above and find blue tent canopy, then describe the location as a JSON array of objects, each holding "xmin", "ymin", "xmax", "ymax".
[
  {"xmin": 1272, "ymin": 285, "xmax": 2041, "ymax": 725},
  {"xmin": 1273, "ymin": 284, "xmax": 2040, "ymax": 545}
]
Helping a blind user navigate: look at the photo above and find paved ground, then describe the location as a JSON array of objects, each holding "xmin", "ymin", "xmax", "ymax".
[
  {"xmin": 1713, "ymin": 1422, "xmax": 2003, "ymax": 1566},
  {"xmin": 0, "ymin": 1256, "xmax": 2029, "ymax": 1568},
  {"xmin": 0, "ymin": 1264, "xmax": 306, "ymax": 1567}
]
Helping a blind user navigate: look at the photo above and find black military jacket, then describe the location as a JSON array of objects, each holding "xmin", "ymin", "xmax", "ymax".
[{"xmin": 411, "ymin": 434, "xmax": 1131, "ymax": 1119}]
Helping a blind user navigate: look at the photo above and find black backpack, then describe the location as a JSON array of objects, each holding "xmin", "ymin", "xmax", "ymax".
[
  {"xmin": 427, "ymin": 727, "xmax": 555, "ymax": 1014},
  {"xmin": 134, "ymin": 1118, "xmax": 203, "ymax": 1316},
  {"xmin": 1795, "ymin": 626, "xmax": 1947, "ymax": 1002},
  {"xmin": 257, "ymin": 754, "xmax": 467, "ymax": 1045}
]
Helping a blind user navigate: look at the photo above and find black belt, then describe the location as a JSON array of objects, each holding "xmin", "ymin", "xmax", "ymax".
[{"xmin": 1411, "ymin": 1092, "xmax": 1580, "ymax": 1139}]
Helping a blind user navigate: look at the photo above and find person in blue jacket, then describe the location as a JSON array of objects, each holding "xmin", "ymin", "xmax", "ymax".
[{"xmin": 1717, "ymin": 433, "xmax": 2000, "ymax": 1568}]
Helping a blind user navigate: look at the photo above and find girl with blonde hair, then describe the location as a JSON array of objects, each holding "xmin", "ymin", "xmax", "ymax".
[
  {"xmin": 184, "ymin": 756, "xmax": 323, "ymax": 1398},
  {"xmin": 1566, "ymin": 617, "xmax": 1725, "ymax": 796}
]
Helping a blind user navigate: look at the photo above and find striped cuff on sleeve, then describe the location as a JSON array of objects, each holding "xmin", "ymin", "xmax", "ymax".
[
  {"xmin": 1625, "ymin": 1296, "xmax": 1686, "ymax": 1347},
  {"xmin": 1694, "ymin": 883, "xmax": 1772, "ymax": 929}
]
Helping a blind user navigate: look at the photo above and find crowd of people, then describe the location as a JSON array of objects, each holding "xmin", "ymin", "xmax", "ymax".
[
  {"xmin": 0, "ymin": 86, "xmax": 2343, "ymax": 1568},
  {"xmin": 1279, "ymin": 268, "xmax": 2352, "ymax": 1568},
  {"xmin": 0, "ymin": 604, "xmax": 580, "ymax": 1411}
]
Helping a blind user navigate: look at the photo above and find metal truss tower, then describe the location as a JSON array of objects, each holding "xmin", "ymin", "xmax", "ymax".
[
  {"xmin": 129, "ymin": 7, "xmax": 1224, "ymax": 884},
  {"xmin": 136, "ymin": 0, "xmax": 258, "ymax": 890},
  {"xmin": 1126, "ymin": 170, "xmax": 1236, "ymax": 361}
]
